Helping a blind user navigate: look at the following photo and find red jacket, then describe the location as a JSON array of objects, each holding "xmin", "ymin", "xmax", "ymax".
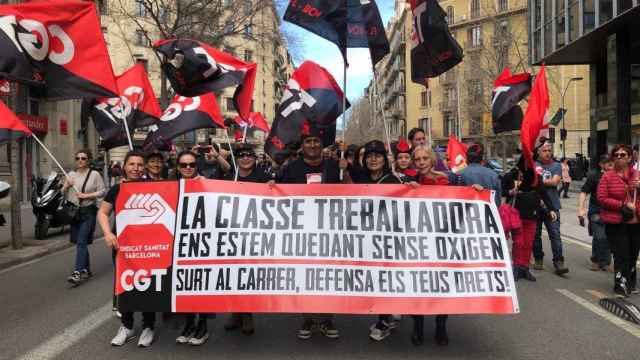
[{"xmin": 597, "ymin": 169, "xmax": 640, "ymax": 224}]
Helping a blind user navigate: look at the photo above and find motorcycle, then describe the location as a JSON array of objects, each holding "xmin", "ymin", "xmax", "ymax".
[
  {"xmin": 0, "ymin": 181, "xmax": 9, "ymax": 226},
  {"xmin": 31, "ymin": 172, "xmax": 72, "ymax": 239}
]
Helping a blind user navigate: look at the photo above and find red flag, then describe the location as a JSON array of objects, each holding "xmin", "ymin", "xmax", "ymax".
[
  {"xmin": 520, "ymin": 65, "xmax": 550, "ymax": 170},
  {"xmin": 234, "ymin": 112, "xmax": 270, "ymax": 133},
  {"xmin": 447, "ymin": 135, "xmax": 467, "ymax": 173},
  {"xmin": 0, "ymin": 99, "xmax": 31, "ymax": 144},
  {"xmin": 0, "ymin": 1, "xmax": 118, "ymax": 99},
  {"xmin": 234, "ymin": 129, "xmax": 243, "ymax": 142}
]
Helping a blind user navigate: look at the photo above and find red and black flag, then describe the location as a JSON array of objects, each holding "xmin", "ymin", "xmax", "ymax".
[
  {"xmin": 154, "ymin": 39, "xmax": 256, "ymax": 120},
  {"xmin": 492, "ymin": 68, "xmax": 531, "ymax": 134},
  {"xmin": 409, "ymin": 0, "xmax": 463, "ymax": 82},
  {"xmin": 0, "ymin": 1, "xmax": 118, "ymax": 99},
  {"xmin": 85, "ymin": 63, "xmax": 162, "ymax": 149},
  {"xmin": 265, "ymin": 61, "xmax": 348, "ymax": 163},
  {"xmin": 0, "ymin": 99, "xmax": 31, "ymax": 144},
  {"xmin": 144, "ymin": 93, "xmax": 224, "ymax": 151},
  {"xmin": 234, "ymin": 112, "xmax": 270, "ymax": 134},
  {"xmin": 521, "ymin": 65, "xmax": 550, "ymax": 170},
  {"xmin": 284, "ymin": 0, "xmax": 389, "ymax": 66}
]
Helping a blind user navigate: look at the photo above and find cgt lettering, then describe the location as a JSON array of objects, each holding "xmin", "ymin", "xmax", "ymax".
[
  {"xmin": 0, "ymin": 15, "xmax": 75, "ymax": 65},
  {"xmin": 120, "ymin": 269, "xmax": 167, "ymax": 292}
]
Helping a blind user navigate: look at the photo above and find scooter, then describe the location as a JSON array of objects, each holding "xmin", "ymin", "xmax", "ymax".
[
  {"xmin": 0, "ymin": 181, "xmax": 9, "ymax": 226},
  {"xmin": 31, "ymin": 172, "xmax": 72, "ymax": 239}
]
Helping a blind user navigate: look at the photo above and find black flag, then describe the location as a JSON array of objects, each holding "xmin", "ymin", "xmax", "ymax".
[
  {"xmin": 409, "ymin": 0, "xmax": 463, "ymax": 82},
  {"xmin": 283, "ymin": 0, "xmax": 389, "ymax": 65},
  {"xmin": 492, "ymin": 68, "xmax": 531, "ymax": 133}
]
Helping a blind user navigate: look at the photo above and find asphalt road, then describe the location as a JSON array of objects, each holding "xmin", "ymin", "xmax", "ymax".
[{"xmin": 1, "ymin": 198, "xmax": 639, "ymax": 360}]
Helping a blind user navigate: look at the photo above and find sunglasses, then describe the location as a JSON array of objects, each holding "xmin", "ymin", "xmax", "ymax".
[
  {"xmin": 613, "ymin": 152, "xmax": 629, "ymax": 159},
  {"xmin": 238, "ymin": 152, "xmax": 255, "ymax": 158},
  {"xmin": 179, "ymin": 162, "xmax": 197, "ymax": 169},
  {"xmin": 75, "ymin": 157, "xmax": 88, "ymax": 161}
]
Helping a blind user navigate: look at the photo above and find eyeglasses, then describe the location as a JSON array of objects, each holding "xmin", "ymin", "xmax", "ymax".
[
  {"xmin": 75, "ymin": 157, "xmax": 88, "ymax": 161},
  {"xmin": 238, "ymin": 152, "xmax": 255, "ymax": 159},
  {"xmin": 613, "ymin": 152, "xmax": 629, "ymax": 159},
  {"xmin": 179, "ymin": 162, "xmax": 197, "ymax": 169}
]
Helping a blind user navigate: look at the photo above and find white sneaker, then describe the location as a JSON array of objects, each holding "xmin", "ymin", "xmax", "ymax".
[
  {"xmin": 111, "ymin": 326, "xmax": 135, "ymax": 346},
  {"xmin": 137, "ymin": 327, "xmax": 154, "ymax": 347}
]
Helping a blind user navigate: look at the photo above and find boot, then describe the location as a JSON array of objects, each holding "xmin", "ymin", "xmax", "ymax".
[
  {"xmin": 614, "ymin": 272, "xmax": 629, "ymax": 298},
  {"xmin": 521, "ymin": 267, "xmax": 537, "ymax": 282},
  {"xmin": 553, "ymin": 260, "xmax": 569, "ymax": 275},
  {"xmin": 513, "ymin": 266, "xmax": 523, "ymax": 281}
]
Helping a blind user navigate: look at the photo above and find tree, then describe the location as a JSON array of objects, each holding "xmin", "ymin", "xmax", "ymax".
[{"xmin": 344, "ymin": 97, "xmax": 384, "ymax": 145}]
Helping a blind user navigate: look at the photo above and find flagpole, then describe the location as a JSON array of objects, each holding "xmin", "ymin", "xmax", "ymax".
[
  {"xmin": 242, "ymin": 124, "xmax": 248, "ymax": 143},
  {"xmin": 340, "ymin": 54, "xmax": 348, "ymax": 181},
  {"xmin": 224, "ymin": 131, "xmax": 239, "ymax": 181},
  {"xmin": 30, "ymin": 133, "xmax": 79, "ymax": 192},
  {"xmin": 121, "ymin": 117, "xmax": 134, "ymax": 150}
]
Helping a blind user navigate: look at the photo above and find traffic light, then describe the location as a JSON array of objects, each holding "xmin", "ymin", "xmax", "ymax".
[
  {"xmin": 560, "ymin": 128, "xmax": 567, "ymax": 141},
  {"xmin": 548, "ymin": 128, "xmax": 555, "ymax": 143}
]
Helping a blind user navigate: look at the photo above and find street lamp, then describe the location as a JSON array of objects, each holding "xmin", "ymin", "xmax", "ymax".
[{"xmin": 561, "ymin": 76, "xmax": 583, "ymax": 158}]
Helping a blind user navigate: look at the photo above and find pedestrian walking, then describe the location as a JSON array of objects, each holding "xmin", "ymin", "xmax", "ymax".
[
  {"xmin": 459, "ymin": 144, "xmax": 502, "ymax": 206},
  {"xmin": 559, "ymin": 158, "xmax": 572, "ymax": 198},
  {"xmin": 97, "ymin": 150, "xmax": 156, "ymax": 347},
  {"xmin": 597, "ymin": 144, "xmax": 640, "ymax": 297},
  {"xmin": 63, "ymin": 149, "xmax": 105, "ymax": 285},
  {"xmin": 578, "ymin": 155, "xmax": 613, "ymax": 271}
]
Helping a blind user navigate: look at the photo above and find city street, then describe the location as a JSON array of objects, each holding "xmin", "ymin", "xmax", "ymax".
[{"xmin": 1, "ymin": 197, "xmax": 639, "ymax": 360}]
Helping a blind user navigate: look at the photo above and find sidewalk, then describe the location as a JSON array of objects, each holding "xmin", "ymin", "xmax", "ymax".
[{"xmin": 0, "ymin": 203, "xmax": 102, "ymax": 271}]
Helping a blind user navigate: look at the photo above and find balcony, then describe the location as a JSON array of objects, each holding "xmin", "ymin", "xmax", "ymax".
[
  {"xmin": 439, "ymin": 101, "xmax": 456, "ymax": 112},
  {"xmin": 392, "ymin": 107, "xmax": 405, "ymax": 118},
  {"xmin": 464, "ymin": 40, "xmax": 483, "ymax": 51},
  {"xmin": 440, "ymin": 69, "xmax": 457, "ymax": 85}
]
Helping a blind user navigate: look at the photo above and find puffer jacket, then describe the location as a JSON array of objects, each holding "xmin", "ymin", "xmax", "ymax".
[{"xmin": 597, "ymin": 169, "xmax": 640, "ymax": 224}]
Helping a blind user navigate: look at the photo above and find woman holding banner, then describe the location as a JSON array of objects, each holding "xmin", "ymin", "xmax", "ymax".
[
  {"xmin": 356, "ymin": 140, "xmax": 404, "ymax": 341},
  {"xmin": 173, "ymin": 150, "xmax": 212, "ymax": 346},
  {"xmin": 408, "ymin": 145, "xmax": 450, "ymax": 346},
  {"xmin": 97, "ymin": 150, "xmax": 157, "ymax": 348}
]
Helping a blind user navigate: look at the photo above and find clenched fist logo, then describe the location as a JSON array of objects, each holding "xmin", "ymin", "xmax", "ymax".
[{"xmin": 116, "ymin": 194, "xmax": 175, "ymax": 235}]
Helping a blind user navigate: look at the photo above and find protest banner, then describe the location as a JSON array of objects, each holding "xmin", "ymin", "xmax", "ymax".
[{"xmin": 114, "ymin": 179, "xmax": 519, "ymax": 315}]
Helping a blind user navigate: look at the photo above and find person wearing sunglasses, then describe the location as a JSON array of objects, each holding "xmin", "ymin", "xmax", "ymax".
[
  {"xmin": 597, "ymin": 144, "xmax": 640, "ymax": 297},
  {"xmin": 63, "ymin": 149, "xmax": 105, "ymax": 285},
  {"xmin": 98, "ymin": 150, "xmax": 157, "ymax": 347},
  {"xmin": 173, "ymin": 150, "xmax": 211, "ymax": 345}
]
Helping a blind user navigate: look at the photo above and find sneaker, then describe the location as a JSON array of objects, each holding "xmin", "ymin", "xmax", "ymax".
[
  {"xmin": 111, "ymin": 325, "xmax": 135, "ymax": 346},
  {"xmin": 614, "ymin": 285, "xmax": 629, "ymax": 298},
  {"xmin": 521, "ymin": 268, "xmax": 537, "ymax": 282},
  {"xmin": 137, "ymin": 327, "xmax": 154, "ymax": 347},
  {"xmin": 533, "ymin": 259, "xmax": 544, "ymax": 270},
  {"xmin": 80, "ymin": 269, "xmax": 93, "ymax": 280},
  {"xmin": 553, "ymin": 261, "xmax": 569, "ymax": 275},
  {"xmin": 188, "ymin": 320, "xmax": 209, "ymax": 346},
  {"xmin": 241, "ymin": 314, "xmax": 255, "ymax": 335},
  {"xmin": 369, "ymin": 320, "xmax": 392, "ymax": 341},
  {"xmin": 224, "ymin": 313, "xmax": 241, "ymax": 331},
  {"xmin": 297, "ymin": 319, "xmax": 314, "ymax": 340},
  {"xmin": 318, "ymin": 320, "xmax": 339, "ymax": 339},
  {"xmin": 513, "ymin": 266, "xmax": 523, "ymax": 281},
  {"xmin": 590, "ymin": 262, "xmax": 601, "ymax": 271},
  {"xmin": 67, "ymin": 271, "xmax": 81, "ymax": 285},
  {"xmin": 176, "ymin": 322, "xmax": 196, "ymax": 344}
]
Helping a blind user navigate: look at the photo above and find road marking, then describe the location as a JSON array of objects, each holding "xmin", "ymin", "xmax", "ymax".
[
  {"xmin": 585, "ymin": 289, "xmax": 608, "ymax": 299},
  {"xmin": 17, "ymin": 302, "xmax": 113, "ymax": 360},
  {"xmin": 562, "ymin": 236, "xmax": 592, "ymax": 250},
  {"xmin": 556, "ymin": 289, "xmax": 640, "ymax": 339}
]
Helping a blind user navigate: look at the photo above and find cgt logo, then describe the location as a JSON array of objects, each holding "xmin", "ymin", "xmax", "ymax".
[
  {"xmin": 0, "ymin": 15, "xmax": 75, "ymax": 65},
  {"xmin": 160, "ymin": 96, "xmax": 200, "ymax": 122},
  {"xmin": 116, "ymin": 193, "xmax": 176, "ymax": 235},
  {"xmin": 121, "ymin": 269, "xmax": 167, "ymax": 292},
  {"xmin": 95, "ymin": 86, "xmax": 145, "ymax": 123}
]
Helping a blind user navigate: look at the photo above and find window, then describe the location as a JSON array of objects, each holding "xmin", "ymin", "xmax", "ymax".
[
  {"xmin": 135, "ymin": 30, "xmax": 148, "ymax": 46},
  {"xmin": 223, "ymin": 0, "xmax": 232, "ymax": 7},
  {"xmin": 135, "ymin": 58, "xmax": 148, "ymax": 73},
  {"xmin": 226, "ymin": 98, "xmax": 235, "ymax": 112},
  {"xmin": 135, "ymin": 0, "xmax": 147, "ymax": 17},
  {"xmin": 470, "ymin": 0, "xmax": 480, "ymax": 18},
  {"xmin": 467, "ymin": 26, "xmax": 482, "ymax": 47},
  {"xmin": 420, "ymin": 90, "xmax": 431, "ymax": 108},
  {"xmin": 419, "ymin": 118, "xmax": 429, "ymax": 132},
  {"xmin": 446, "ymin": 6, "xmax": 454, "ymax": 24},
  {"xmin": 244, "ymin": 0, "xmax": 252, "ymax": 15},
  {"xmin": 224, "ymin": 22, "xmax": 233, "ymax": 34},
  {"xmin": 498, "ymin": 0, "xmax": 508, "ymax": 12},
  {"xmin": 244, "ymin": 49, "xmax": 253, "ymax": 62},
  {"xmin": 244, "ymin": 24, "xmax": 253, "ymax": 37},
  {"xmin": 468, "ymin": 79, "xmax": 483, "ymax": 102}
]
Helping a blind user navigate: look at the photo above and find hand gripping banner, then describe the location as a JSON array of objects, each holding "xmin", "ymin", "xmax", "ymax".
[{"xmin": 115, "ymin": 180, "xmax": 519, "ymax": 315}]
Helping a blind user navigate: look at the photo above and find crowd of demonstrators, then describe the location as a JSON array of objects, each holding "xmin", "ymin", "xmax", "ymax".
[
  {"xmin": 533, "ymin": 143, "xmax": 569, "ymax": 275},
  {"xmin": 63, "ymin": 149, "xmax": 106, "ymax": 285},
  {"xmin": 578, "ymin": 155, "xmax": 614, "ymax": 272},
  {"xmin": 597, "ymin": 144, "xmax": 640, "ymax": 297}
]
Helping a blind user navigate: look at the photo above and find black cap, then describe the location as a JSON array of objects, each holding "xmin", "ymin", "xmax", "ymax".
[
  {"xmin": 467, "ymin": 143, "xmax": 484, "ymax": 163},
  {"xmin": 363, "ymin": 140, "xmax": 387, "ymax": 159},
  {"xmin": 145, "ymin": 150, "xmax": 165, "ymax": 161}
]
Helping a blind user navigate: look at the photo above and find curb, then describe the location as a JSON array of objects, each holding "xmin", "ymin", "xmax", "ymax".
[{"xmin": 0, "ymin": 240, "xmax": 74, "ymax": 271}]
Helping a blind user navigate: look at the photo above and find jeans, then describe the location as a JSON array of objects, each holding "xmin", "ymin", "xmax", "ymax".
[
  {"xmin": 70, "ymin": 213, "xmax": 96, "ymax": 272},
  {"xmin": 533, "ymin": 211, "xmax": 564, "ymax": 262},
  {"xmin": 589, "ymin": 214, "xmax": 610, "ymax": 266}
]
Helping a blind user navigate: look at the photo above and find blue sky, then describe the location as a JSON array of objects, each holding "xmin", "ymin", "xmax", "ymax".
[{"xmin": 277, "ymin": 1, "xmax": 396, "ymax": 102}]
